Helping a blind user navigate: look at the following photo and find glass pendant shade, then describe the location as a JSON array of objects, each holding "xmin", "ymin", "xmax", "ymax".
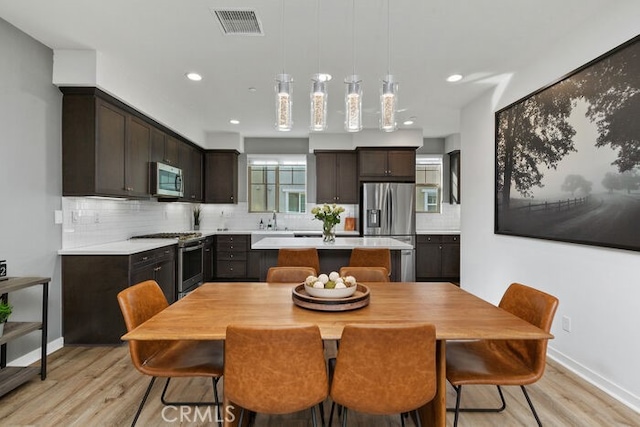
[
  {"xmin": 380, "ymin": 74, "xmax": 398, "ymax": 132},
  {"xmin": 310, "ymin": 74, "xmax": 328, "ymax": 131},
  {"xmin": 275, "ymin": 73, "xmax": 293, "ymax": 131},
  {"xmin": 344, "ymin": 75, "xmax": 362, "ymax": 132}
]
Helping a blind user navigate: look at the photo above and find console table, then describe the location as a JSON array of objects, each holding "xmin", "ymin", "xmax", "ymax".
[{"xmin": 0, "ymin": 276, "xmax": 49, "ymax": 397}]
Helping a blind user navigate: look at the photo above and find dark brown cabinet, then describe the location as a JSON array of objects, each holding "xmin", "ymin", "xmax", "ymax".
[
  {"xmin": 415, "ymin": 234, "xmax": 460, "ymax": 282},
  {"xmin": 205, "ymin": 150, "xmax": 239, "ymax": 204},
  {"xmin": 179, "ymin": 143, "xmax": 203, "ymax": 202},
  {"xmin": 215, "ymin": 235, "xmax": 248, "ymax": 279},
  {"xmin": 357, "ymin": 148, "xmax": 416, "ymax": 181},
  {"xmin": 62, "ymin": 245, "xmax": 177, "ymax": 344},
  {"xmin": 62, "ymin": 89, "xmax": 152, "ymax": 198},
  {"xmin": 449, "ymin": 150, "xmax": 460, "ymax": 204},
  {"xmin": 203, "ymin": 236, "xmax": 215, "ymax": 281},
  {"xmin": 315, "ymin": 151, "xmax": 358, "ymax": 204}
]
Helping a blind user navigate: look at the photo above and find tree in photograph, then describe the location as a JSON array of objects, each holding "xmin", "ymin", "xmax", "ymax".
[
  {"xmin": 560, "ymin": 174, "xmax": 592, "ymax": 196},
  {"xmin": 601, "ymin": 172, "xmax": 622, "ymax": 193},
  {"xmin": 497, "ymin": 80, "xmax": 577, "ymax": 209},
  {"xmin": 581, "ymin": 39, "xmax": 640, "ymax": 172},
  {"xmin": 619, "ymin": 169, "xmax": 640, "ymax": 194}
]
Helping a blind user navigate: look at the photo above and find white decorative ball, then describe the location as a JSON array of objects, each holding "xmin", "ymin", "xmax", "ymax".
[
  {"xmin": 329, "ymin": 271, "xmax": 340, "ymax": 281},
  {"xmin": 317, "ymin": 274, "xmax": 329, "ymax": 284},
  {"xmin": 313, "ymin": 281, "xmax": 324, "ymax": 289},
  {"xmin": 305, "ymin": 275, "xmax": 317, "ymax": 285},
  {"xmin": 335, "ymin": 282, "xmax": 347, "ymax": 289}
]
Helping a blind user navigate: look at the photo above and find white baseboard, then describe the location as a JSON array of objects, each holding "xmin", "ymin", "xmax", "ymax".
[
  {"xmin": 547, "ymin": 346, "xmax": 640, "ymax": 414},
  {"xmin": 7, "ymin": 337, "xmax": 64, "ymax": 367}
]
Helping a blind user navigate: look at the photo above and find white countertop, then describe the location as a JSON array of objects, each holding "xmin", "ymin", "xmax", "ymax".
[
  {"xmin": 251, "ymin": 237, "xmax": 413, "ymax": 250},
  {"xmin": 58, "ymin": 239, "xmax": 178, "ymax": 255},
  {"xmin": 416, "ymin": 230, "xmax": 461, "ymax": 235}
]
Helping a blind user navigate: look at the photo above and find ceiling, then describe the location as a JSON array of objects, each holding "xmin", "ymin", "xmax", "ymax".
[{"xmin": 0, "ymin": 0, "xmax": 612, "ymax": 141}]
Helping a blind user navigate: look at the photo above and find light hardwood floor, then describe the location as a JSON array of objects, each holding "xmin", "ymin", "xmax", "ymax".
[{"xmin": 0, "ymin": 345, "xmax": 638, "ymax": 426}]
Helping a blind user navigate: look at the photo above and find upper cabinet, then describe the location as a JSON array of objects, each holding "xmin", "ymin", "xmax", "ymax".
[
  {"xmin": 205, "ymin": 150, "xmax": 239, "ymax": 204},
  {"xmin": 62, "ymin": 87, "xmax": 204, "ymax": 201},
  {"xmin": 449, "ymin": 150, "xmax": 460, "ymax": 204},
  {"xmin": 63, "ymin": 91, "xmax": 151, "ymax": 198},
  {"xmin": 180, "ymin": 143, "xmax": 203, "ymax": 202},
  {"xmin": 357, "ymin": 148, "xmax": 416, "ymax": 182},
  {"xmin": 315, "ymin": 151, "xmax": 358, "ymax": 204}
]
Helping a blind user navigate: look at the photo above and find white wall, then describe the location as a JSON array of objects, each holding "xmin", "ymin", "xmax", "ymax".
[
  {"xmin": 460, "ymin": 1, "xmax": 640, "ymax": 411},
  {"xmin": 0, "ymin": 18, "xmax": 63, "ymax": 360}
]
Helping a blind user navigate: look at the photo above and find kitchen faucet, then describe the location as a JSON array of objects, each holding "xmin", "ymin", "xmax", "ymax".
[{"xmin": 272, "ymin": 211, "xmax": 278, "ymax": 231}]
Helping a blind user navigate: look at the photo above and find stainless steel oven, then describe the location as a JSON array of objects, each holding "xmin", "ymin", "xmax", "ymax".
[
  {"xmin": 177, "ymin": 237, "xmax": 204, "ymax": 299},
  {"xmin": 131, "ymin": 232, "xmax": 205, "ymax": 299}
]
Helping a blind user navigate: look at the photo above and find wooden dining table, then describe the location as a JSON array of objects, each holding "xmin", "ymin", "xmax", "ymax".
[{"xmin": 123, "ymin": 282, "xmax": 553, "ymax": 427}]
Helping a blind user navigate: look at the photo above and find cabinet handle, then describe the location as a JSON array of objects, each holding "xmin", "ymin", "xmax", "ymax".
[
  {"xmin": 142, "ymin": 256, "xmax": 149, "ymax": 261},
  {"xmin": 154, "ymin": 266, "xmax": 161, "ymax": 272},
  {"xmin": 230, "ymin": 254, "xmax": 234, "ymax": 258},
  {"xmin": 205, "ymin": 248, "xmax": 211, "ymax": 252}
]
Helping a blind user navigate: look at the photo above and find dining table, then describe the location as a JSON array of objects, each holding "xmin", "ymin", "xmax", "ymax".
[{"xmin": 122, "ymin": 281, "xmax": 553, "ymax": 427}]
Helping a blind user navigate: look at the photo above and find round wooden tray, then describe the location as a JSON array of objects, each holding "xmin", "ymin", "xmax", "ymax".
[{"xmin": 292, "ymin": 283, "xmax": 370, "ymax": 311}]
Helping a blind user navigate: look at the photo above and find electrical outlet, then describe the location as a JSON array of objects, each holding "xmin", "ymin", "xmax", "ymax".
[
  {"xmin": 71, "ymin": 211, "xmax": 79, "ymax": 223},
  {"xmin": 562, "ymin": 315, "xmax": 572, "ymax": 332},
  {"xmin": 94, "ymin": 212, "xmax": 100, "ymax": 223}
]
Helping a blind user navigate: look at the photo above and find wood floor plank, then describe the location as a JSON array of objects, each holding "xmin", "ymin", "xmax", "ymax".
[{"xmin": 0, "ymin": 345, "xmax": 637, "ymax": 426}]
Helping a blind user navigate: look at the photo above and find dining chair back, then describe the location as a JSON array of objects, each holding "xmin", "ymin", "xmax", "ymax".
[
  {"xmin": 348, "ymin": 248, "xmax": 391, "ymax": 276},
  {"xmin": 266, "ymin": 266, "xmax": 317, "ymax": 283},
  {"xmin": 277, "ymin": 248, "xmax": 321, "ymax": 276},
  {"xmin": 117, "ymin": 280, "xmax": 224, "ymax": 426},
  {"xmin": 445, "ymin": 282, "xmax": 559, "ymax": 427},
  {"xmin": 338, "ymin": 266, "xmax": 390, "ymax": 282},
  {"xmin": 224, "ymin": 324, "xmax": 328, "ymax": 426},
  {"xmin": 329, "ymin": 323, "xmax": 436, "ymax": 426}
]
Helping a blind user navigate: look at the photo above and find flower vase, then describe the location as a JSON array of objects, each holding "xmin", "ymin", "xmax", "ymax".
[{"xmin": 322, "ymin": 224, "xmax": 336, "ymax": 243}]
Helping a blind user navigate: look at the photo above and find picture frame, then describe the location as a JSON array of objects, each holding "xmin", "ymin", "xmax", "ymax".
[{"xmin": 495, "ymin": 34, "xmax": 640, "ymax": 251}]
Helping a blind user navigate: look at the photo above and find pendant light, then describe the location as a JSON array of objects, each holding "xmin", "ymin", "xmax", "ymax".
[
  {"xmin": 345, "ymin": 0, "xmax": 362, "ymax": 132},
  {"xmin": 380, "ymin": 0, "xmax": 397, "ymax": 132},
  {"xmin": 275, "ymin": 0, "xmax": 292, "ymax": 131},
  {"xmin": 310, "ymin": 0, "xmax": 330, "ymax": 132}
]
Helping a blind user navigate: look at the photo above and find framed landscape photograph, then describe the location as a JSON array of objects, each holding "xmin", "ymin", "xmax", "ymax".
[{"xmin": 495, "ymin": 34, "xmax": 640, "ymax": 251}]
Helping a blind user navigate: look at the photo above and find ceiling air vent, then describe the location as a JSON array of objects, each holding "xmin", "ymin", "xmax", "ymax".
[{"xmin": 212, "ymin": 9, "xmax": 264, "ymax": 36}]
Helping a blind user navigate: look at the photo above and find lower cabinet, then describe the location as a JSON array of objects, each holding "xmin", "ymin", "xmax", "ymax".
[
  {"xmin": 62, "ymin": 245, "xmax": 177, "ymax": 345},
  {"xmin": 415, "ymin": 234, "xmax": 460, "ymax": 283},
  {"xmin": 203, "ymin": 235, "xmax": 215, "ymax": 282},
  {"xmin": 215, "ymin": 235, "xmax": 249, "ymax": 279}
]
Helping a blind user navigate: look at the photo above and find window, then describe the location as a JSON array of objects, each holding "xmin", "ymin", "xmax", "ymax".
[
  {"xmin": 416, "ymin": 157, "xmax": 442, "ymax": 213},
  {"xmin": 248, "ymin": 155, "xmax": 306, "ymax": 213}
]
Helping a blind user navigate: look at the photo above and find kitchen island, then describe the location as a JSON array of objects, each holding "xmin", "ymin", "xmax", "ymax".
[{"xmin": 252, "ymin": 237, "xmax": 413, "ymax": 281}]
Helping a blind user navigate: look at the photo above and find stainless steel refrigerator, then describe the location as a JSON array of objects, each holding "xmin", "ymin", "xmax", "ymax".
[{"xmin": 361, "ymin": 182, "xmax": 416, "ymax": 281}]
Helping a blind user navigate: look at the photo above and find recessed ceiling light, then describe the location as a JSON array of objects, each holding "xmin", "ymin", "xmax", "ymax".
[
  {"xmin": 446, "ymin": 74, "xmax": 463, "ymax": 82},
  {"xmin": 248, "ymin": 87, "xmax": 257, "ymax": 92},
  {"xmin": 229, "ymin": 119, "xmax": 240, "ymax": 125},
  {"xmin": 403, "ymin": 119, "xmax": 414, "ymax": 125},
  {"xmin": 186, "ymin": 72, "xmax": 202, "ymax": 81}
]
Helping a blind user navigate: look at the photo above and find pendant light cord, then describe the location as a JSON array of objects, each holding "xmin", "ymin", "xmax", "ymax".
[
  {"xmin": 387, "ymin": 0, "xmax": 390, "ymax": 75},
  {"xmin": 281, "ymin": 0, "xmax": 286, "ymax": 74},
  {"xmin": 352, "ymin": 0, "xmax": 356, "ymax": 76},
  {"xmin": 316, "ymin": 0, "xmax": 320, "ymax": 73}
]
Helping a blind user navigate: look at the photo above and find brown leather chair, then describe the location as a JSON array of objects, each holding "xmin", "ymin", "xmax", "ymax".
[
  {"xmin": 224, "ymin": 324, "xmax": 328, "ymax": 426},
  {"xmin": 277, "ymin": 248, "xmax": 321, "ymax": 275},
  {"xmin": 446, "ymin": 283, "xmax": 559, "ymax": 427},
  {"xmin": 266, "ymin": 266, "xmax": 317, "ymax": 283},
  {"xmin": 117, "ymin": 280, "xmax": 224, "ymax": 426},
  {"xmin": 329, "ymin": 323, "xmax": 437, "ymax": 426},
  {"xmin": 348, "ymin": 247, "xmax": 391, "ymax": 277},
  {"xmin": 338, "ymin": 266, "xmax": 390, "ymax": 282}
]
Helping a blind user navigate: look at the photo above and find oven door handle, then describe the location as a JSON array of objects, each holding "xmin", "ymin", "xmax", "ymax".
[{"xmin": 181, "ymin": 244, "xmax": 204, "ymax": 252}]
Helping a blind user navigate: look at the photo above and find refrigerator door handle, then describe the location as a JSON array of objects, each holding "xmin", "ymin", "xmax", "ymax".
[{"xmin": 388, "ymin": 187, "xmax": 393, "ymax": 231}]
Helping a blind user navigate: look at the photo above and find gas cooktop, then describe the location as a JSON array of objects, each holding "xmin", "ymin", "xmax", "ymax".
[{"xmin": 131, "ymin": 232, "xmax": 203, "ymax": 241}]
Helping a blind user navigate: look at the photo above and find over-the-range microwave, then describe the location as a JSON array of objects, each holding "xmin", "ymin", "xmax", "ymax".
[{"xmin": 151, "ymin": 162, "xmax": 183, "ymax": 198}]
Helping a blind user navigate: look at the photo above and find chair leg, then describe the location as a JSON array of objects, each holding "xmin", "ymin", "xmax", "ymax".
[
  {"xmin": 131, "ymin": 377, "xmax": 156, "ymax": 427},
  {"xmin": 213, "ymin": 377, "xmax": 222, "ymax": 427},
  {"xmin": 520, "ymin": 386, "xmax": 542, "ymax": 427},
  {"xmin": 341, "ymin": 407, "xmax": 348, "ymax": 427},
  {"xmin": 160, "ymin": 376, "xmax": 222, "ymax": 406},
  {"xmin": 311, "ymin": 405, "xmax": 318, "ymax": 427},
  {"xmin": 413, "ymin": 409, "xmax": 422, "ymax": 427},
  {"xmin": 319, "ymin": 402, "xmax": 326, "ymax": 427}
]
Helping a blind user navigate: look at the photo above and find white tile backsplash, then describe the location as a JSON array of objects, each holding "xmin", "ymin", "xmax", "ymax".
[
  {"xmin": 62, "ymin": 198, "xmax": 360, "ymax": 248},
  {"xmin": 416, "ymin": 203, "xmax": 461, "ymax": 232}
]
